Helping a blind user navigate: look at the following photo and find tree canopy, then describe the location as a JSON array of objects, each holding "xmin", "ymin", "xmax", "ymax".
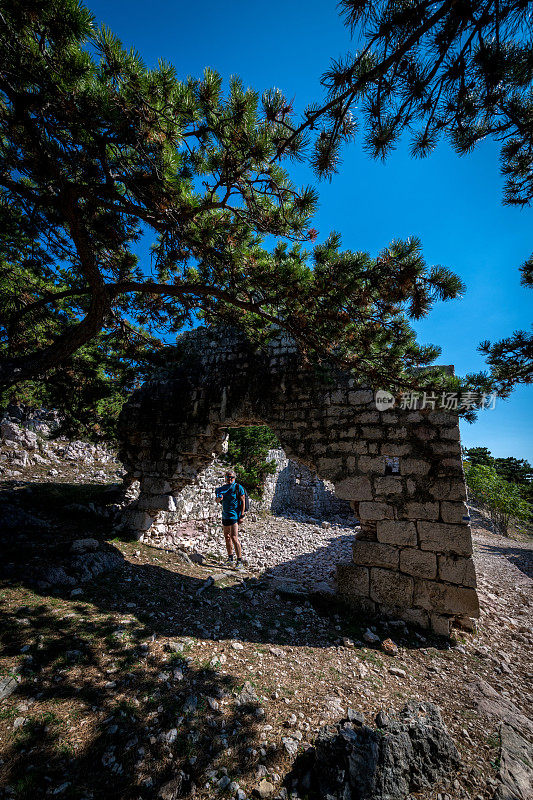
[
  {"xmin": 0, "ymin": 0, "xmax": 464, "ymax": 398},
  {"xmin": 291, "ymin": 0, "xmax": 533, "ymax": 207},
  {"xmin": 277, "ymin": 0, "xmax": 533, "ymax": 395}
]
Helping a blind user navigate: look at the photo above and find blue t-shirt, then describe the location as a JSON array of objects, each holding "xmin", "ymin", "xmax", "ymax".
[{"xmin": 216, "ymin": 482, "xmax": 244, "ymax": 521}]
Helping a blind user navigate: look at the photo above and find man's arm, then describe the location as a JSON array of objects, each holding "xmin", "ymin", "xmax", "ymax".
[{"xmin": 240, "ymin": 489, "xmax": 245, "ymax": 516}]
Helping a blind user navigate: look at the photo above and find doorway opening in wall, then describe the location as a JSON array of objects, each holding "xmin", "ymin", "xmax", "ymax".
[
  {"xmin": 219, "ymin": 424, "xmax": 355, "ymax": 524},
  {"xmin": 217, "ymin": 424, "xmax": 359, "ymax": 592}
]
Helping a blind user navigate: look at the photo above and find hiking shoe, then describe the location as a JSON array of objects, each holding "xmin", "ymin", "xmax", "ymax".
[
  {"xmin": 225, "ymin": 555, "xmax": 234, "ymax": 565},
  {"xmin": 235, "ymin": 559, "xmax": 244, "ymax": 570}
]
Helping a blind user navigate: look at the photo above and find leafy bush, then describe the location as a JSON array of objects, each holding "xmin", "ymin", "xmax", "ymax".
[
  {"xmin": 225, "ymin": 426, "xmax": 281, "ymax": 499},
  {"xmin": 464, "ymin": 446, "xmax": 533, "ymax": 505},
  {"xmin": 465, "ymin": 463, "xmax": 531, "ymax": 535}
]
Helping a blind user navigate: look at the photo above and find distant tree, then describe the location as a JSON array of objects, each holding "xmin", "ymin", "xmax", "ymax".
[
  {"xmin": 225, "ymin": 426, "xmax": 281, "ymax": 499},
  {"xmin": 0, "ymin": 0, "xmax": 466, "ymax": 396},
  {"xmin": 494, "ymin": 455, "xmax": 533, "ymax": 485},
  {"xmin": 464, "ymin": 446, "xmax": 495, "ymax": 468},
  {"xmin": 465, "ymin": 462, "xmax": 531, "ymax": 535}
]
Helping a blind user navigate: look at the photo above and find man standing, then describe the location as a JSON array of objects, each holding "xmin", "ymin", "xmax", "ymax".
[{"xmin": 215, "ymin": 470, "xmax": 245, "ymax": 569}]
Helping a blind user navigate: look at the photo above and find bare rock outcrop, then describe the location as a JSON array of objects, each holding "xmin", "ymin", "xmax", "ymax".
[{"xmin": 286, "ymin": 701, "xmax": 460, "ymax": 800}]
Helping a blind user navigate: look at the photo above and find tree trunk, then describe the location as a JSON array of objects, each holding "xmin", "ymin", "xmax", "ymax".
[{"xmin": 0, "ymin": 291, "xmax": 110, "ymax": 391}]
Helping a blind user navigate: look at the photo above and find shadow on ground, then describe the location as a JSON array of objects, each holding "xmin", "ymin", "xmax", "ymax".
[
  {"xmin": 0, "ymin": 600, "xmax": 265, "ymax": 800},
  {"xmin": 475, "ymin": 541, "xmax": 533, "ymax": 580},
  {"xmin": 0, "ymin": 479, "xmax": 452, "ymax": 799}
]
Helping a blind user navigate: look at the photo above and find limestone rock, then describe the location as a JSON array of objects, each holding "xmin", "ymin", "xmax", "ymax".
[
  {"xmin": 286, "ymin": 700, "xmax": 460, "ymax": 800},
  {"xmin": 255, "ymin": 778, "xmax": 275, "ymax": 798},
  {"xmin": 363, "ymin": 628, "xmax": 380, "ymax": 645},
  {"xmin": 493, "ymin": 723, "xmax": 533, "ymax": 800},
  {"xmin": 0, "ymin": 676, "xmax": 18, "ymax": 701},
  {"xmin": 381, "ymin": 638, "xmax": 399, "ymax": 656}
]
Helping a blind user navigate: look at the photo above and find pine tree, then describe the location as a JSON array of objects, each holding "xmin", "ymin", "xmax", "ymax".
[
  {"xmin": 0, "ymin": 0, "xmax": 463, "ymax": 395},
  {"xmin": 283, "ymin": 0, "xmax": 533, "ymax": 207},
  {"xmin": 274, "ymin": 0, "xmax": 532, "ymax": 394}
]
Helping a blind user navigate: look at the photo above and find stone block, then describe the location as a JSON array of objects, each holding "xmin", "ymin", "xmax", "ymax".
[
  {"xmin": 358, "ymin": 412, "xmax": 379, "ymax": 423},
  {"xmin": 440, "ymin": 501, "xmax": 469, "ymax": 524},
  {"xmin": 376, "ymin": 520, "xmax": 417, "ymax": 547},
  {"xmin": 330, "ymin": 390, "xmax": 347, "ymax": 404},
  {"xmin": 430, "ymin": 614, "xmax": 452, "ymax": 637},
  {"xmin": 370, "ymin": 568, "xmax": 414, "ymax": 607},
  {"xmin": 400, "ymin": 607, "xmax": 429, "ymax": 629},
  {"xmin": 388, "ymin": 427, "xmax": 408, "ymax": 439},
  {"xmin": 374, "ymin": 476, "xmax": 404, "ymax": 496},
  {"xmin": 438, "ymin": 554, "xmax": 477, "ymax": 587},
  {"xmin": 404, "ymin": 502, "xmax": 439, "ymax": 521},
  {"xmin": 414, "ymin": 579, "xmax": 479, "ymax": 616},
  {"xmin": 380, "ymin": 443, "xmax": 412, "ymax": 456},
  {"xmin": 358, "ymin": 456, "xmax": 389, "ymax": 473},
  {"xmin": 137, "ymin": 494, "xmax": 177, "ymax": 512},
  {"xmin": 358, "ymin": 501, "xmax": 395, "ymax": 520},
  {"xmin": 142, "ymin": 477, "xmax": 172, "ymax": 493},
  {"xmin": 316, "ymin": 457, "xmax": 343, "ymax": 478},
  {"xmin": 440, "ymin": 426, "xmax": 460, "ymax": 440},
  {"xmin": 417, "ymin": 522, "xmax": 473, "ymax": 556},
  {"xmin": 426, "ymin": 412, "xmax": 456, "ymax": 425},
  {"xmin": 353, "ymin": 540, "xmax": 399, "ymax": 569},
  {"xmin": 348, "ymin": 390, "xmax": 373, "ymax": 405},
  {"xmin": 361, "ymin": 426, "xmax": 383, "ymax": 439},
  {"xmin": 334, "ymin": 476, "xmax": 373, "ymax": 501},
  {"xmin": 412, "ymin": 425, "xmax": 437, "ymax": 440},
  {"xmin": 124, "ymin": 510, "xmax": 154, "ymax": 533},
  {"xmin": 430, "ymin": 442, "xmax": 461, "ymax": 456},
  {"xmin": 400, "ymin": 548, "xmax": 437, "ymax": 579},
  {"xmin": 440, "ymin": 458, "xmax": 464, "ymax": 474},
  {"xmin": 344, "ymin": 596, "xmax": 376, "ymax": 615},
  {"xmin": 336, "ymin": 563, "xmax": 370, "ymax": 597},
  {"xmin": 400, "ymin": 459, "xmax": 431, "ymax": 475},
  {"xmin": 428, "ymin": 479, "xmax": 467, "ymax": 502}
]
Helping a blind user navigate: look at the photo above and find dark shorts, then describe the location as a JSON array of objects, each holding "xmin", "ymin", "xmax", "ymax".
[{"xmin": 222, "ymin": 518, "xmax": 240, "ymax": 527}]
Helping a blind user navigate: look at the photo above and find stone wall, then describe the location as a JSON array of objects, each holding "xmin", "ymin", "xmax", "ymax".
[
  {"xmin": 118, "ymin": 326, "xmax": 479, "ymax": 636},
  {"xmin": 261, "ymin": 450, "xmax": 352, "ymax": 517}
]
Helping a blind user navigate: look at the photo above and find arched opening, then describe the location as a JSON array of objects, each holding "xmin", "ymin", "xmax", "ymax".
[
  {"xmin": 124, "ymin": 420, "xmax": 360, "ymax": 592},
  {"xmin": 118, "ymin": 326, "xmax": 480, "ymax": 636}
]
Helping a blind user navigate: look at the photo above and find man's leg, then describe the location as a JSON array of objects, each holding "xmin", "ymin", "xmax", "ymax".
[
  {"xmin": 223, "ymin": 525, "xmax": 234, "ymax": 558},
  {"xmin": 230, "ymin": 522, "xmax": 242, "ymax": 560}
]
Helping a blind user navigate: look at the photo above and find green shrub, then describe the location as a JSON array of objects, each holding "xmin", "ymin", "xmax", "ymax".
[
  {"xmin": 465, "ymin": 462, "xmax": 531, "ymax": 535},
  {"xmin": 225, "ymin": 426, "xmax": 280, "ymax": 499}
]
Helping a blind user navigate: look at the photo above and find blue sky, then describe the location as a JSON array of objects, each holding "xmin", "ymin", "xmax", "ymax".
[{"xmin": 88, "ymin": 0, "xmax": 532, "ymax": 461}]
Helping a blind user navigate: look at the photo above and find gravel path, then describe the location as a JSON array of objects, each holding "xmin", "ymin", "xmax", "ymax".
[
  {"xmin": 198, "ymin": 506, "xmax": 533, "ymax": 608},
  {"xmin": 198, "ymin": 512, "xmax": 359, "ymax": 589}
]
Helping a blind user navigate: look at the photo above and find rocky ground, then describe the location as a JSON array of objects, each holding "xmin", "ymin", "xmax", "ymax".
[
  {"xmin": 195, "ymin": 513, "xmax": 358, "ymax": 594},
  {"xmin": 0, "ymin": 422, "xmax": 532, "ymax": 800}
]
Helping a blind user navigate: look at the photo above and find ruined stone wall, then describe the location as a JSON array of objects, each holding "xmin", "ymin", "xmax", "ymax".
[
  {"xmin": 261, "ymin": 450, "xmax": 352, "ymax": 517},
  {"xmin": 118, "ymin": 326, "xmax": 479, "ymax": 636}
]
